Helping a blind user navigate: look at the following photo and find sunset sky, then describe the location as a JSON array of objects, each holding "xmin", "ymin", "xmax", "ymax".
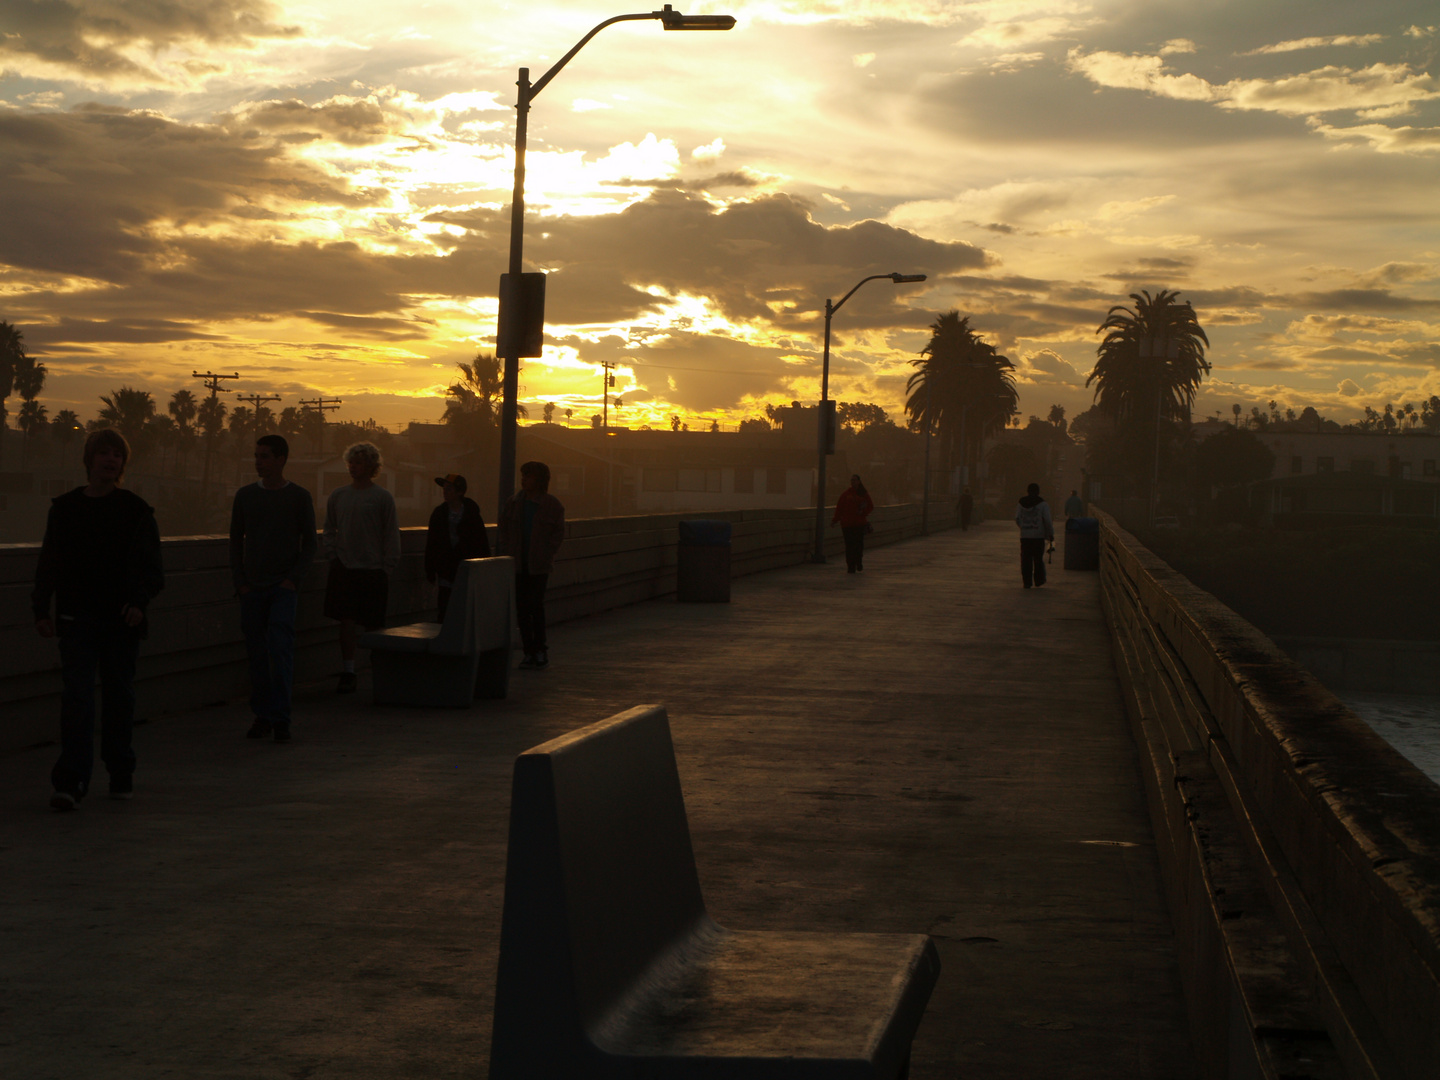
[{"xmin": 3, "ymin": 0, "xmax": 1438, "ymax": 434}]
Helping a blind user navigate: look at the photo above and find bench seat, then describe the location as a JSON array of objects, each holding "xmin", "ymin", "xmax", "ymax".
[
  {"xmin": 358, "ymin": 556, "xmax": 513, "ymax": 706},
  {"xmin": 489, "ymin": 705, "xmax": 940, "ymax": 1079}
]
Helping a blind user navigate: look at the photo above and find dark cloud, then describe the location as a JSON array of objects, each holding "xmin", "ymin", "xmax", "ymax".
[
  {"xmin": 1285, "ymin": 288, "xmax": 1440, "ymax": 311},
  {"xmin": 1, "ymin": 0, "xmax": 299, "ymax": 82},
  {"xmin": 0, "ymin": 107, "xmax": 377, "ymax": 281},
  {"xmin": 223, "ymin": 98, "xmax": 394, "ymax": 147},
  {"xmin": 22, "ymin": 317, "xmax": 224, "ymax": 348}
]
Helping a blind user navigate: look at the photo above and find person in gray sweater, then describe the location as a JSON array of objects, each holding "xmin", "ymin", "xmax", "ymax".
[
  {"xmin": 229, "ymin": 434, "xmax": 317, "ymax": 742},
  {"xmin": 322, "ymin": 441, "xmax": 401, "ymax": 692}
]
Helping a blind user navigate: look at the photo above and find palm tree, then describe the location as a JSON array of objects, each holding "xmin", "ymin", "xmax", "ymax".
[
  {"xmin": 197, "ymin": 393, "xmax": 227, "ymax": 486},
  {"xmin": 168, "ymin": 389, "xmax": 198, "ymax": 477},
  {"xmin": 444, "ymin": 352, "xmax": 524, "ymax": 441},
  {"xmin": 51, "ymin": 409, "xmax": 83, "ymax": 443},
  {"xmin": 904, "ymin": 311, "xmax": 1018, "ymax": 477},
  {"xmin": 12, "ymin": 353, "xmax": 46, "ymax": 467},
  {"xmin": 0, "ymin": 320, "xmax": 25, "ymax": 468},
  {"xmin": 97, "ymin": 387, "xmax": 157, "ymax": 456},
  {"xmin": 1088, "ymin": 290, "xmax": 1210, "ymax": 425}
]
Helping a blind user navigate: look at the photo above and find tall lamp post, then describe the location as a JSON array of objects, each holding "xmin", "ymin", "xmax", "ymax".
[
  {"xmin": 811, "ymin": 272, "xmax": 926, "ymax": 563},
  {"xmin": 495, "ymin": 5, "xmax": 735, "ymax": 519}
]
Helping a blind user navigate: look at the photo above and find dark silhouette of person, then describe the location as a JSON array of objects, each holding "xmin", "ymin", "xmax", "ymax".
[
  {"xmin": 498, "ymin": 461, "xmax": 565, "ymax": 670},
  {"xmin": 1014, "ymin": 482, "xmax": 1054, "ymax": 589},
  {"xmin": 425, "ymin": 472, "xmax": 490, "ymax": 621},
  {"xmin": 831, "ymin": 473, "xmax": 875, "ymax": 573},
  {"xmin": 230, "ymin": 434, "xmax": 316, "ymax": 743},
  {"xmin": 958, "ymin": 486, "xmax": 974, "ymax": 531},
  {"xmin": 32, "ymin": 428, "xmax": 164, "ymax": 810},
  {"xmin": 1064, "ymin": 489, "xmax": 1084, "ymax": 518}
]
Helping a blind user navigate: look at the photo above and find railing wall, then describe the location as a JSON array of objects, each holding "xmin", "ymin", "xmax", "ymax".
[
  {"xmin": 1096, "ymin": 509, "xmax": 1440, "ymax": 1080},
  {"xmin": 1, "ymin": 502, "xmax": 952, "ymax": 753}
]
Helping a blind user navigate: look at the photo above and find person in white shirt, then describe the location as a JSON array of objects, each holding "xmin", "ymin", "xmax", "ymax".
[{"xmin": 322, "ymin": 442, "xmax": 400, "ymax": 692}]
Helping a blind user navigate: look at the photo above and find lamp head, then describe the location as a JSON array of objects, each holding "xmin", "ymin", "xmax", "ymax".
[
  {"xmin": 890, "ymin": 273, "xmax": 927, "ymax": 283},
  {"xmin": 658, "ymin": 4, "xmax": 736, "ymax": 29}
]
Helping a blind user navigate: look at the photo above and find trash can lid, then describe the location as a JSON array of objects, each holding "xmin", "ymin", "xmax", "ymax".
[
  {"xmin": 1066, "ymin": 516, "xmax": 1100, "ymax": 533},
  {"xmin": 678, "ymin": 519, "xmax": 732, "ymax": 545}
]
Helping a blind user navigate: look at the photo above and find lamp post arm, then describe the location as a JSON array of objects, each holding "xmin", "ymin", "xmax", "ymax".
[
  {"xmin": 530, "ymin": 12, "xmax": 660, "ymax": 99},
  {"xmin": 830, "ymin": 274, "xmax": 894, "ymax": 316}
]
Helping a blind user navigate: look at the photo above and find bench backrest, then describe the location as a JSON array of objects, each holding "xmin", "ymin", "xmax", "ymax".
[
  {"xmin": 491, "ymin": 706, "xmax": 709, "ymax": 1062},
  {"xmin": 430, "ymin": 556, "xmax": 513, "ymax": 654}
]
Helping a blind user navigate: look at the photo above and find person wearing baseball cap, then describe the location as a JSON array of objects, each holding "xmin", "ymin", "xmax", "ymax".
[{"xmin": 425, "ymin": 473, "xmax": 489, "ymax": 620}]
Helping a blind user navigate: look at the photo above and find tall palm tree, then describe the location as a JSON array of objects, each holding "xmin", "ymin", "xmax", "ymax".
[
  {"xmin": 904, "ymin": 311, "xmax": 1018, "ymax": 473},
  {"xmin": 97, "ymin": 387, "xmax": 157, "ymax": 454},
  {"xmin": 444, "ymin": 352, "xmax": 525, "ymax": 441},
  {"xmin": 168, "ymin": 388, "xmax": 198, "ymax": 477},
  {"xmin": 0, "ymin": 320, "xmax": 25, "ymax": 468},
  {"xmin": 1088, "ymin": 290, "xmax": 1210, "ymax": 424},
  {"xmin": 12, "ymin": 354, "xmax": 46, "ymax": 467},
  {"xmin": 52, "ymin": 409, "xmax": 83, "ymax": 443},
  {"xmin": 197, "ymin": 393, "xmax": 227, "ymax": 486}
]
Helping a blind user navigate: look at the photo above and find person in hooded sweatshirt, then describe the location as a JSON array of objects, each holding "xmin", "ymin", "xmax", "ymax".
[{"xmin": 1014, "ymin": 482, "xmax": 1054, "ymax": 589}]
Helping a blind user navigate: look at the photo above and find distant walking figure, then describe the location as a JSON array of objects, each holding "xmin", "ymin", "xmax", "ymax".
[
  {"xmin": 958, "ymin": 486, "xmax": 974, "ymax": 531},
  {"xmin": 497, "ymin": 461, "xmax": 565, "ymax": 670},
  {"xmin": 230, "ymin": 434, "xmax": 316, "ymax": 743},
  {"xmin": 1064, "ymin": 489, "xmax": 1084, "ymax": 518},
  {"xmin": 1015, "ymin": 483, "xmax": 1054, "ymax": 589},
  {"xmin": 323, "ymin": 442, "xmax": 401, "ymax": 693},
  {"xmin": 425, "ymin": 473, "xmax": 489, "ymax": 622},
  {"xmin": 32, "ymin": 428, "xmax": 164, "ymax": 810},
  {"xmin": 831, "ymin": 474, "xmax": 875, "ymax": 573}
]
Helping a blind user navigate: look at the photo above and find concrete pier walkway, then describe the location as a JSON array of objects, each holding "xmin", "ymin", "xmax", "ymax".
[{"xmin": 2, "ymin": 525, "xmax": 1197, "ymax": 1079}]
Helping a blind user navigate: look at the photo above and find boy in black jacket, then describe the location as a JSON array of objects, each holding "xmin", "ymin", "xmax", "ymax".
[
  {"xmin": 424, "ymin": 473, "xmax": 489, "ymax": 621},
  {"xmin": 32, "ymin": 428, "xmax": 164, "ymax": 810}
]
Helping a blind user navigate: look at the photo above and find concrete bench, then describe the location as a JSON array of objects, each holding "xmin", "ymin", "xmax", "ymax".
[
  {"xmin": 489, "ymin": 704, "xmax": 940, "ymax": 1079},
  {"xmin": 358, "ymin": 556, "xmax": 513, "ymax": 706}
]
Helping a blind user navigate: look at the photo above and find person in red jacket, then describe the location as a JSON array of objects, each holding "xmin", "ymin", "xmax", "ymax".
[{"xmin": 830, "ymin": 474, "xmax": 875, "ymax": 573}]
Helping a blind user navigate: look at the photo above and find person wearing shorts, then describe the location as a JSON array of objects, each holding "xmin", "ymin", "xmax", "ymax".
[{"xmin": 322, "ymin": 442, "xmax": 400, "ymax": 692}]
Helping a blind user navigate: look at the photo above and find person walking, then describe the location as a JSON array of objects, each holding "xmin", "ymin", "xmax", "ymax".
[
  {"xmin": 322, "ymin": 442, "xmax": 400, "ymax": 692},
  {"xmin": 1014, "ymin": 482, "xmax": 1054, "ymax": 589},
  {"xmin": 830, "ymin": 473, "xmax": 875, "ymax": 573},
  {"xmin": 1064, "ymin": 489, "xmax": 1085, "ymax": 518},
  {"xmin": 958, "ymin": 486, "xmax": 975, "ymax": 531},
  {"xmin": 229, "ymin": 434, "xmax": 317, "ymax": 743},
  {"xmin": 32, "ymin": 428, "xmax": 164, "ymax": 810},
  {"xmin": 425, "ymin": 473, "xmax": 489, "ymax": 621},
  {"xmin": 497, "ymin": 461, "xmax": 565, "ymax": 670}
]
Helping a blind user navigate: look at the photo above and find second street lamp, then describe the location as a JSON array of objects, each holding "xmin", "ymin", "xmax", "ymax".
[
  {"xmin": 812, "ymin": 272, "xmax": 926, "ymax": 563},
  {"xmin": 494, "ymin": 5, "xmax": 735, "ymax": 519}
]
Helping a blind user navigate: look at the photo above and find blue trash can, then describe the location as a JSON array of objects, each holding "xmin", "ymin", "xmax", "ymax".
[
  {"xmin": 1064, "ymin": 516, "xmax": 1099, "ymax": 571},
  {"xmin": 677, "ymin": 520, "xmax": 732, "ymax": 602}
]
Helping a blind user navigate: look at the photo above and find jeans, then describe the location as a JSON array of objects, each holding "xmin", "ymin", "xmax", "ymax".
[
  {"xmin": 241, "ymin": 585, "xmax": 298, "ymax": 726},
  {"xmin": 53, "ymin": 614, "xmax": 140, "ymax": 796},
  {"xmin": 841, "ymin": 526, "xmax": 866, "ymax": 570},
  {"xmin": 1020, "ymin": 538, "xmax": 1048, "ymax": 587},
  {"xmin": 516, "ymin": 573, "xmax": 549, "ymax": 655}
]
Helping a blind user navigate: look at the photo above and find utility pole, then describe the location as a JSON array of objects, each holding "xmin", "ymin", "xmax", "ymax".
[
  {"xmin": 191, "ymin": 370, "xmax": 239, "ymax": 488},
  {"xmin": 234, "ymin": 393, "xmax": 281, "ymax": 484},
  {"xmin": 601, "ymin": 362, "xmax": 617, "ymax": 431},
  {"xmin": 300, "ymin": 396, "xmax": 341, "ymax": 456}
]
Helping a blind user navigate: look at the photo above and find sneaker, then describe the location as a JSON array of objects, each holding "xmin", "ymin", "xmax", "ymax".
[
  {"xmin": 517, "ymin": 653, "xmax": 538, "ymax": 670},
  {"xmin": 50, "ymin": 788, "xmax": 80, "ymax": 812},
  {"xmin": 337, "ymin": 671, "xmax": 358, "ymax": 693},
  {"xmin": 109, "ymin": 774, "xmax": 134, "ymax": 800},
  {"xmin": 246, "ymin": 719, "xmax": 273, "ymax": 739},
  {"xmin": 531, "ymin": 651, "xmax": 549, "ymax": 670},
  {"xmin": 272, "ymin": 724, "xmax": 292, "ymax": 744}
]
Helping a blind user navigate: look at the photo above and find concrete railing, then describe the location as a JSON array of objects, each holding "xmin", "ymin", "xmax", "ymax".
[
  {"xmin": 1095, "ymin": 509, "xmax": 1440, "ymax": 1080},
  {"xmin": 1, "ymin": 502, "xmax": 952, "ymax": 753}
]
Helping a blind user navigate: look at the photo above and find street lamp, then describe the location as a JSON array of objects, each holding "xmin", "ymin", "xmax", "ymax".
[
  {"xmin": 811, "ymin": 272, "xmax": 926, "ymax": 563},
  {"xmin": 494, "ymin": 5, "xmax": 735, "ymax": 518}
]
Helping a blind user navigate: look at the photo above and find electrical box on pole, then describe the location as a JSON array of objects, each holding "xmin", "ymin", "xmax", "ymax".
[
  {"xmin": 496, "ymin": 272, "xmax": 546, "ymax": 358},
  {"xmin": 820, "ymin": 399, "xmax": 837, "ymax": 455}
]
